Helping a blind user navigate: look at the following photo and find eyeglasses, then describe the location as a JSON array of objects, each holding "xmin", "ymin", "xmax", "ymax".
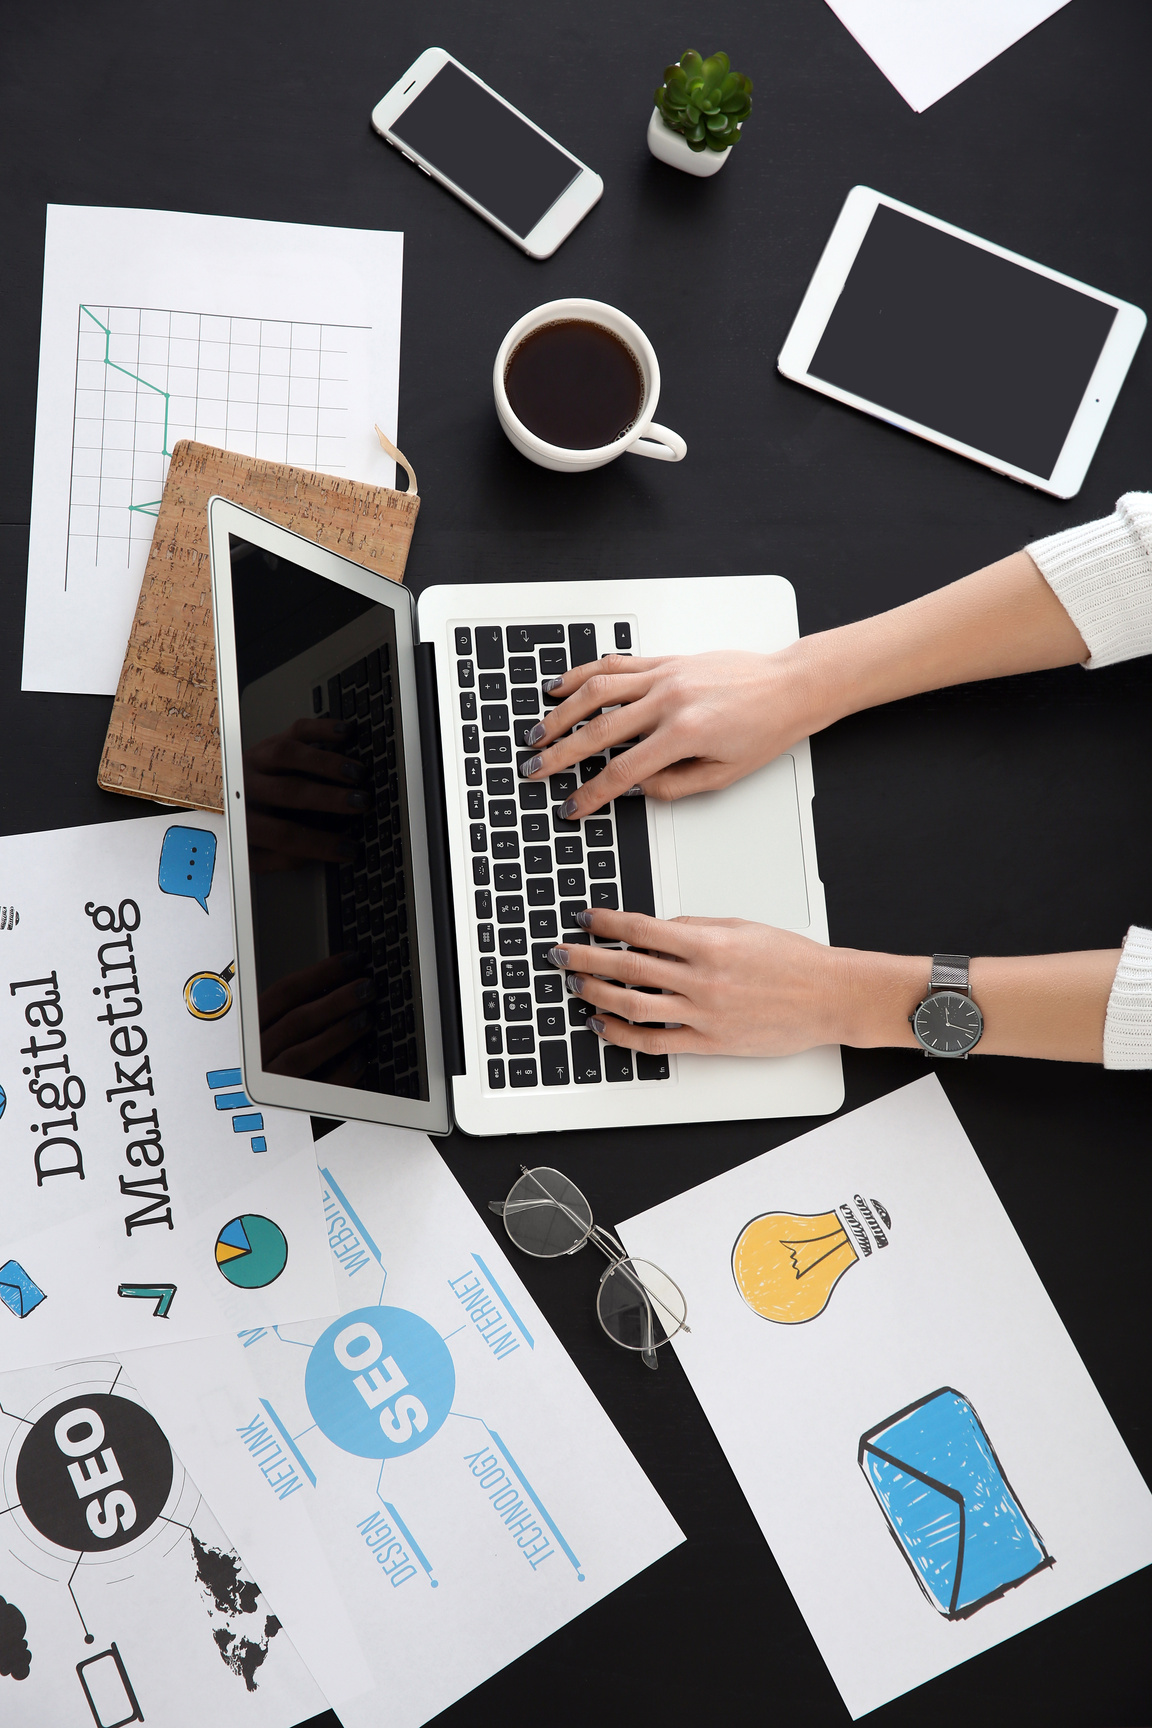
[{"xmin": 489, "ymin": 1166, "xmax": 689, "ymax": 1370}]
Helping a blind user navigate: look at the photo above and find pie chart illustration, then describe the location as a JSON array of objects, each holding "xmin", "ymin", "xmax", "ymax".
[{"xmin": 215, "ymin": 1215, "xmax": 288, "ymax": 1288}]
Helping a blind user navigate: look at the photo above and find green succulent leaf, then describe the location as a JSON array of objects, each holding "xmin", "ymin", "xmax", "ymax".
[
  {"xmin": 679, "ymin": 49, "xmax": 703, "ymax": 76},
  {"xmin": 705, "ymin": 112, "xmax": 730, "ymax": 131},
  {"xmin": 656, "ymin": 50, "xmax": 750, "ymax": 144}
]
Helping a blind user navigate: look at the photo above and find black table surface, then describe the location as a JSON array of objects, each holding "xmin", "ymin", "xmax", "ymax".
[{"xmin": 3, "ymin": 4, "xmax": 1150, "ymax": 1725}]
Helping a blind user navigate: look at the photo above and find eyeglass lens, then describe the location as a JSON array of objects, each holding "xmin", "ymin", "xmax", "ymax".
[
  {"xmin": 597, "ymin": 1258, "xmax": 687, "ymax": 1352},
  {"xmin": 502, "ymin": 1167, "xmax": 593, "ymax": 1258}
]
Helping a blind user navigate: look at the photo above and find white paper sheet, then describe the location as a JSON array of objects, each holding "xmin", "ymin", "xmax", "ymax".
[
  {"xmin": 126, "ymin": 1122, "xmax": 684, "ymax": 1728},
  {"xmin": 25, "ymin": 205, "xmax": 404, "ymax": 695},
  {"xmin": 617, "ymin": 1076, "xmax": 1152, "ymax": 1719},
  {"xmin": 0, "ymin": 813, "xmax": 336, "ymax": 1371},
  {"xmin": 826, "ymin": 0, "xmax": 1072, "ymax": 111},
  {"xmin": 0, "ymin": 1354, "xmax": 326, "ymax": 1727}
]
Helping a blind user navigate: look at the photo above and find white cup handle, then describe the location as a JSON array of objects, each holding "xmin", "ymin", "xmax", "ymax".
[{"xmin": 626, "ymin": 422, "xmax": 687, "ymax": 462}]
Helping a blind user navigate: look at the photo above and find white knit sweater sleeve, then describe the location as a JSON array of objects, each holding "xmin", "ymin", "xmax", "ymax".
[
  {"xmin": 1103, "ymin": 926, "xmax": 1152, "ymax": 1069},
  {"xmin": 1026, "ymin": 490, "xmax": 1152, "ymax": 668}
]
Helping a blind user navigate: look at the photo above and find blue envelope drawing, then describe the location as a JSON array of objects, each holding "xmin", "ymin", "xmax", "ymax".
[
  {"xmin": 0, "ymin": 1259, "xmax": 47, "ymax": 1320},
  {"xmin": 859, "ymin": 1387, "xmax": 1053, "ymax": 1619}
]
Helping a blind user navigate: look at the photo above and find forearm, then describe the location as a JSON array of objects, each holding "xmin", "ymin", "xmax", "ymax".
[
  {"xmin": 840, "ymin": 947, "xmax": 1120, "ymax": 1063},
  {"xmin": 787, "ymin": 550, "xmax": 1089, "ymax": 735}
]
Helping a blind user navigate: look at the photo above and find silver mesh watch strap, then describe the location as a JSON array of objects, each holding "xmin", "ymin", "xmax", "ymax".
[{"xmin": 930, "ymin": 953, "xmax": 970, "ymax": 992}]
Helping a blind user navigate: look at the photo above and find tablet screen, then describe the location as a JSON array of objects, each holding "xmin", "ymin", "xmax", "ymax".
[
  {"xmin": 808, "ymin": 204, "xmax": 1117, "ymax": 479},
  {"xmin": 392, "ymin": 62, "xmax": 580, "ymax": 240}
]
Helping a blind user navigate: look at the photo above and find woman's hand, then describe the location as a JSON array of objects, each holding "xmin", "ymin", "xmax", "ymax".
[
  {"xmin": 258, "ymin": 951, "xmax": 377, "ymax": 1081},
  {"xmin": 517, "ymin": 648, "xmax": 820, "ymax": 821},
  {"xmin": 548, "ymin": 909, "xmax": 860, "ymax": 1058}
]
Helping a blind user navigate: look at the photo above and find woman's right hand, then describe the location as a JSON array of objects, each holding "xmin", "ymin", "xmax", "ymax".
[{"xmin": 516, "ymin": 646, "xmax": 821, "ymax": 821}]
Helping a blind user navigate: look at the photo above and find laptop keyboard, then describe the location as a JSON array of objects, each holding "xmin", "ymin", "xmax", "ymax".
[{"xmin": 454, "ymin": 619, "xmax": 672, "ymax": 1093}]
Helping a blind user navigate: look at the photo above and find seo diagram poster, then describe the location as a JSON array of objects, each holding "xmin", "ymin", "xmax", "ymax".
[
  {"xmin": 0, "ymin": 1354, "xmax": 326, "ymax": 1727},
  {"xmin": 128, "ymin": 1121, "xmax": 684, "ymax": 1728},
  {"xmin": 0, "ymin": 815, "xmax": 336, "ymax": 1371}
]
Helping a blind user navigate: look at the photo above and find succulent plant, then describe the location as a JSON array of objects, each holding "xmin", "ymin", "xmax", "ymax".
[{"xmin": 654, "ymin": 51, "xmax": 752, "ymax": 152}]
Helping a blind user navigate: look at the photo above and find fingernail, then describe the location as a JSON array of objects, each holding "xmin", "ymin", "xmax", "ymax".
[
  {"xmin": 341, "ymin": 760, "xmax": 365, "ymax": 782},
  {"xmin": 518, "ymin": 754, "xmax": 542, "ymax": 778},
  {"xmin": 542, "ymin": 676, "xmax": 564, "ymax": 693},
  {"xmin": 565, "ymin": 973, "xmax": 584, "ymax": 996},
  {"xmin": 526, "ymin": 723, "xmax": 547, "ymax": 745},
  {"xmin": 589, "ymin": 1017, "xmax": 607, "ymax": 1035},
  {"xmin": 355, "ymin": 979, "xmax": 376, "ymax": 1002},
  {"xmin": 575, "ymin": 908, "xmax": 593, "ymax": 929},
  {"xmin": 561, "ymin": 797, "xmax": 579, "ymax": 818},
  {"xmin": 547, "ymin": 946, "xmax": 569, "ymax": 968},
  {"xmin": 623, "ymin": 785, "xmax": 644, "ymax": 797},
  {"xmin": 350, "ymin": 1010, "xmax": 371, "ymax": 1033}
]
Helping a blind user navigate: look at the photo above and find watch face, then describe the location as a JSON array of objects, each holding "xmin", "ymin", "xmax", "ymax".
[{"xmin": 913, "ymin": 990, "xmax": 983, "ymax": 1056}]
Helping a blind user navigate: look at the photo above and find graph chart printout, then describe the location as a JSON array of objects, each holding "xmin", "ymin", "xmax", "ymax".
[
  {"xmin": 68, "ymin": 304, "xmax": 362, "ymax": 575},
  {"xmin": 25, "ymin": 206, "xmax": 403, "ymax": 695}
]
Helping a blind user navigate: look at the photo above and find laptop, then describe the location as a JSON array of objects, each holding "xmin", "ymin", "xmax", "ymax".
[{"xmin": 207, "ymin": 499, "xmax": 844, "ymax": 1136}]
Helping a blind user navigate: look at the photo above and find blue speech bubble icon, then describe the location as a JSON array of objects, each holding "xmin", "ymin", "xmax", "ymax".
[{"xmin": 158, "ymin": 826, "xmax": 217, "ymax": 914}]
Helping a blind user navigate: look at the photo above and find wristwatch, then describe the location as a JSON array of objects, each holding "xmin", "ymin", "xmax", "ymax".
[{"xmin": 910, "ymin": 954, "xmax": 984, "ymax": 1058}]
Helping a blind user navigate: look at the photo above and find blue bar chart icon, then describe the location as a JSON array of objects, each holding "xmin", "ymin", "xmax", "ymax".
[{"xmin": 206, "ymin": 1068, "xmax": 267, "ymax": 1151}]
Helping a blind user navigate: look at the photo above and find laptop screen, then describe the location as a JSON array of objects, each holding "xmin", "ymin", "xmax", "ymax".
[{"xmin": 227, "ymin": 534, "xmax": 430, "ymax": 1104}]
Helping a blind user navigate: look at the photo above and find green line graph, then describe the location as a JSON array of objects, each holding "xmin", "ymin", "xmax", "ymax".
[{"xmin": 66, "ymin": 303, "xmax": 360, "ymax": 578}]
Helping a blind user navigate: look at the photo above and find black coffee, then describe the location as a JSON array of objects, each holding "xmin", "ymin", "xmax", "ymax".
[{"xmin": 505, "ymin": 319, "xmax": 644, "ymax": 450}]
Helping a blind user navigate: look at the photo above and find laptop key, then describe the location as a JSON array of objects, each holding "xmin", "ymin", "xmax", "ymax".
[
  {"xmin": 522, "ymin": 813, "xmax": 549, "ymax": 842},
  {"xmin": 508, "ymin": 1059, "xmax": 538, "ymax": 1088},
  {"xmin": 532, "ymin": 942, "xmax": 557, "ymax": 971},
  {"xmin": 614, "ymin": 622, "xmax": 631, "ymax": 650},
  {"xmin": 580, "ymin": 756, "xmax": 606, "ymax": 781},
  {"xmin": 603, "ymin": 1043, "xmax": 633, "ymax": 1083},
  {"xmin": 479, "ymin": 673, "xmax": 507, "ymax": 700},
  {"xmin": 455, "ymin": 627, "xmax": 472, "ymax": 655},
  {"xmin": 513, "ymin": 719, "xmax": 538, "ymax": 747},
  {"xmin": 568, "ymin": 623, "xmax": 597, "ymax": 666},
  {"xmin": 504, "ymin": 993, "xmax": 532, "ymax": 1021},
  {"xmin": 568, "ymin": 997, "xmax": 594, "ymax": 1028},
  {"xmin": 509, "ymin": 656, "xmax": 536, "ymax": 683},
  {"xmin": 508, "ymin": 624, "xmax": 564, "ymax": 650},
  {"xmin": 457, "ymin": 659, "xmax": 474, "ymax": 687},
  {"xmin": 472, "ymin": 858, "xmax": 490, "ymax": 888},
  {"xmin": 465, "ymin": 758, "xmax": 482, "ymax": 786},
  {"xmin": 487, "ymin": 767, "xmax": 514, "ymax": 794},
  {"xmin": 496, "ymin": 896, "xmax": 524, "ymax": 923},
  {"xmin": 570, "ymin": 1031, "xmax": 602, "ymax": 1083},
  {"xmin": 485, "ymin": 1025, "xmax": 503, "ymax": 1055},
  {"xmin": 460, "ymin": 692, "xmax": 477, "ymax": 720},
  {"xmin": 585, "ymin": 818, "xmax": 613, "ymax": 846},
  {"xmin": 501, "ymin": 960, "xmax": 529, "ymax": 987},
  {"xmin": 512, "ymin": 689, "xmax": 540, "ymax": 714},
  {"xmin": 527, "ymin": 878, "xmax": 555, "ymax": 905},
  {"xmin": 477, "ymin": 924, "xmax": 495, "ymax": 952},
  {"xmin": 494, "ymin": 864, "xmax": 522, "ymax": 891},
  {"xmin": 538, "ymin": 647, "xmax": 567, "ymax": 676},
  {"xmin": 487, "ymin": 1058, "xmax": 506, "ymax": 1089},
  {"xmin": 489, "ymin": 801, "xmax": 517, "ymax": 827},
  {"xmin": 588, "ymin": 850, "xmax": 616, "ymax": 879},
  {"xmin": 554, "ymin": 836, "xmax": 582, "ymax": 864},
  {"xmin": 483, "ymin": 991, "xmax": 500, "ymax": 1021},
  {"xmin": 558, "ymin": 868, "xmax": 586, "ymax": 897},
  {"xmin": 551, "ymin": 806, "xmax": 579, "ymax": 834},
  {"xmin": 499, "ymin": 929, "xmax": 527, "ymax": 956},
  {"xmin": 539, "ymin": 1041, "xmax": 570, "ymax": 1086},
  {"xmin": 484, "ymin": 737, "xmax": 512, "ymax": 763},
  {"xmin": 637, "ymin": 1052, "xmax": 671, "ymax": 1080},
  {"xmin": 534, "ymin": 974, "xmax": 563, "ymax": 1003},
  {"xmin": 470, "ymin": 824, "xmax": 486, "ymax": 853},
  {"xmin": 550, "ymin": 772, "xmax": 578, "ymax": 800},
  {"xmin": 518, "ymin": 782, "xmax": 547, "ymax": 809},
  {"xmin": 480, "ymin": 956, "xmax": 497, "ymax": 986},
  {"xmin": 482, "ymin": 705, "xmax": 509, "ymax": 733},
  {"xmin": 475, "ymin": 890, "xmax": 492, "ymax": 918},
  {"xmin": 529, "ymin": 911, "xmax": 557, "ymax": 939},
  {"xmin": 560, "ymin": 901, "xmax": 587, "ymax": 928},
  {"xmin": 524, "ymin": 845, "xmax": 551, "ymax": 874},
  {"xmin": 475, "ymin": 627, "xmax": 503, "ymax": 669},
  {"xmin": 492, "ymin": 834, "xmax": 520, "ymax": 859},
  {"xmin": 537, "ymin": 1005, "xmax": 564, "ymax": 1036},
  {"xmin": 467, "ymin": 790, "xmax": 484, "ymax": 819},
  {"xmin": 506, "ymin": 1027, "xmax": 535, "ymax": 1055},
  {"xmin": 463, "ymin": 725, "xmax": 480, "ymax": 754}
]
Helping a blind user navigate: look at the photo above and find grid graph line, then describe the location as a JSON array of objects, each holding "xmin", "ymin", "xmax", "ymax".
[{"xmin": 66, "ymin": 303, "xmax": 367, "ymax": 586}]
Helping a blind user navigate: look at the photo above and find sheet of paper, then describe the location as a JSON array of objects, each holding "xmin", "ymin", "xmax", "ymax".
[
  {"xmin": 617, "ymin": 1075, "xmax": 1152, "ymax": 1719},
  {"xmin": 126, "ymin": 1121, "xmax": 684, "ymax": 1728},
  {"xmin": 825, "ymin": 0, "xmax": 1071, "ymax": 111},
  {"xmin": 0, "ymin": 1354, "xmax": 326, "ymax": 1727},
  {"xmin": 0, "ymin": 813, "xmax": 336, "ymax": 1371},
  {"xmin": 24, "ymin": 205, "xmax": 404, "ymax": 695}
]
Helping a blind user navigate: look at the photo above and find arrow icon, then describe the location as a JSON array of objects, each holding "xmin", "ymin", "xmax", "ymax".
[{"xmin": 117, "ymin": 1282, "xmax": 177, "ymax": 1318}]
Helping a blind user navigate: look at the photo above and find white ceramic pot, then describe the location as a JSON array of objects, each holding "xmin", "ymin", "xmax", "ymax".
[
  {"xmin": 493, "ymin": 297, "xmax": 687, "ymax": 473},
  {"xmin": 647, "ymin": 107, "xmax": 732, "ymax": 176}
]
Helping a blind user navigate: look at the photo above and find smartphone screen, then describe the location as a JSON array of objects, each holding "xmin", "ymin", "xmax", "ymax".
[
  {"xmin": 390, "ymin": 61, "xmax": 580, "ymax": 240},
  {"xmin": 808, "ymin": 204, "xmax": 1117, "ymax": 480}
]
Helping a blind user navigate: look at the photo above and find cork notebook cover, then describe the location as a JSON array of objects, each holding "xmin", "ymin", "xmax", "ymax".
[{"xmin": 98, "ymin": 438, "xmax": 419, "ymax": 813}]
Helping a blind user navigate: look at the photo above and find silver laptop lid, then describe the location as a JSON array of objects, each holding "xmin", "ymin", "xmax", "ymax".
[{"xmin": 208, "ymin": 497, "xmax": 451, "ymax": 1135}]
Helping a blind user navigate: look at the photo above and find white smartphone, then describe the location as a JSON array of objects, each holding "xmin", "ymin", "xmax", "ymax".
[
  {"xmin": 778, "ymin": 185, "xmax": 1146, "ymax": 498},
  {"xmin": 371, "ymin": 48, "xmax": 603, "ymax": 260}
]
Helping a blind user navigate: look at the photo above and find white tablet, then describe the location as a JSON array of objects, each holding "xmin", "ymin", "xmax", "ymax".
[{"xmin": 778, "ymin": 186, "xmax": 1146, "ymax": 498}]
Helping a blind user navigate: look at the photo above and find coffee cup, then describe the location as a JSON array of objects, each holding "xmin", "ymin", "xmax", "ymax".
[{"xmin": 493, "ymin": 298, "xmax": 687, "ymax": 472}]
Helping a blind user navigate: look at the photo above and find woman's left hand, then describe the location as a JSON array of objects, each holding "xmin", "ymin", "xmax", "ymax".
[{"xmin": 548, "ymin": 910, "xmax": 854, "ymax": 1058}]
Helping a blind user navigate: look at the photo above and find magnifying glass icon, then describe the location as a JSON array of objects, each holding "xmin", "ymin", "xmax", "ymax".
[{"xmin": 184, "ymin": 959, "xmax": 236, "ymax": 1020}]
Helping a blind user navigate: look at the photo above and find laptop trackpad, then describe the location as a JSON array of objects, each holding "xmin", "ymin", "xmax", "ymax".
[{"xmin": 670, "ymin": 754, "xmax": 810, "ymax": 930}]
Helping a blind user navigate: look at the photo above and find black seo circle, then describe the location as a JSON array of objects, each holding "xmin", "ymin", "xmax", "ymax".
[{"xmin": 15, "ymin": 1392, "xmax": 173, "ymax": 1553}]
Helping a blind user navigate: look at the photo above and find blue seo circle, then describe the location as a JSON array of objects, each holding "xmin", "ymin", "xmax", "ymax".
[{"xmin": 304, "ymin": 1306, "xmax": 455, "ymax": 1460}]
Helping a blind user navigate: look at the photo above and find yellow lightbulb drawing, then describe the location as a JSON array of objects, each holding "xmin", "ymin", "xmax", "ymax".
[{"xmin": 732, "ymin": 1194, "xmax": 892, "ymax": 1323}]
